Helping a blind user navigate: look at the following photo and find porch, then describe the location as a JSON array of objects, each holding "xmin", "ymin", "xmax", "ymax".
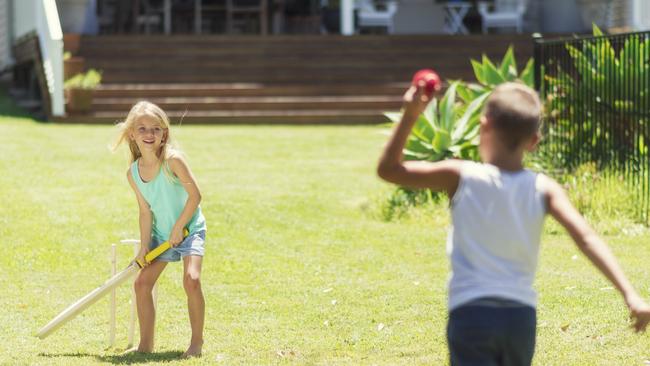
[{"xmin": 59, "ymin": 33, "xmax": 534, "ymax": 124}]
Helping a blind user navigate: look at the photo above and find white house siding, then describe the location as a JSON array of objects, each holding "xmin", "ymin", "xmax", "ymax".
[
  {"xmin": 610, "ymin": 0, "xmax": 630, "ymax": 29},
  {"xmin": 0, "ymin": 0, "xmax": 11, "ymax": 70},
  {"xmin": 633, "ymin": 0, "xmax": 650, "ymax": 30},
  {"xmin": 13, "ymin": 0, "xmax": 37, "ymax": 39}
]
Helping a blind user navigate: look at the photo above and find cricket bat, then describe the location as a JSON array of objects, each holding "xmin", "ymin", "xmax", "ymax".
[{"xmin": 37, "ymin": 230, "xmax": 188, "ymax": 339}]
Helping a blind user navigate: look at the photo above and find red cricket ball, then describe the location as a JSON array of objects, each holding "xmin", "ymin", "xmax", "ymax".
[{"xmin": 412, "ymin": 69, "xmax": 441, "ymax": 97}]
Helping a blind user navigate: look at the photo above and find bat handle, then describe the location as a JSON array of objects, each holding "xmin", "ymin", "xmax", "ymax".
[{"xmin": 135, "ymin": 228, "xmax": 190, "ymax": 268}]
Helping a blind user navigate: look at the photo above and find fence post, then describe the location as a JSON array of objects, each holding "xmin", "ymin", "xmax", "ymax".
[{"xmin": 533, "ymin": 33, "xmax": 543, "ymax": 92}]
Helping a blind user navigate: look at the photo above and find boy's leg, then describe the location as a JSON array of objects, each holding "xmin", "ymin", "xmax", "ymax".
[
  {"xmin": 133, "ymin": 260, "xmax": 168, "ymax": 352},
  {"xmin": 447, "ymin": 305, "xmax": 501, "ymax": 366},
  {"xmin": 501, "ymin": 306, "xmax": 536, "ymax": 366},
  {"xmin": 447, "ymin": 303, "xmax": 536, "ymax": 366},
  {"xmin": 182, "ymin": 255, "xmax": 204, "ymax": 358}
]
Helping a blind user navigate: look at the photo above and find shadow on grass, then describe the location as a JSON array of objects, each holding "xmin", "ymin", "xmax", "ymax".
[
  {"xmin": 97, "ymin": 350, "xmax": 184, "ymax": 364},
  {"xmin": 39, "ymin": 352, "xmax": 96, "ymax": 358},
  {"xmin": 39, "ymin": 350, "xmax": 184, "ymax": 364}
]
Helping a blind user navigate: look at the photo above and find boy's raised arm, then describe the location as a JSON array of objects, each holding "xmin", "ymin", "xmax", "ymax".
[
  {"xmin": 541, "ymin": 175, "xmax": 650, "ymax": 332},
  {"xmin": 377, "ymin": 84, "xmax": 461, "ymax": 196}
]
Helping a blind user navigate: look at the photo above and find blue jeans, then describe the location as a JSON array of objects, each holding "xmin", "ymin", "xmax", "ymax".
[
  {"xmin": 447, "ymin": 298, "xmax": 536, "ymax": 366},
  {"xmin": 150, "ymin": 230, "xmax": 206, "ymax": 262}
]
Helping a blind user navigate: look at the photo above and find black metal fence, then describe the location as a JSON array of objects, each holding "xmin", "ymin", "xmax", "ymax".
[{"xmin": 534, "ymin": 31, "xmax": 650, "ymax": 222}]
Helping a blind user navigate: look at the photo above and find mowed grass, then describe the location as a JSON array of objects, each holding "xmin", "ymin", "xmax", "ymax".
[{"xmin": 1, "ymin": 113, "xmax": 649, "ymax": 365}]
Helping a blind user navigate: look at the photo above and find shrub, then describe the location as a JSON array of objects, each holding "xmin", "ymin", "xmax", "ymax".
[{"xmin": 64, "ymin": 69, "xmax": 102, "ymax": 90}]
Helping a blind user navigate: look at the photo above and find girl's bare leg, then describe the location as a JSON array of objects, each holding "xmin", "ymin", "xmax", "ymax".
[
  {"xmin": 133, "ymin": 260, "xmax": 168, "ymax": 352},
  {"xmin": 182, "ymin": 255, "xmax": 204, "ymax": 358}
]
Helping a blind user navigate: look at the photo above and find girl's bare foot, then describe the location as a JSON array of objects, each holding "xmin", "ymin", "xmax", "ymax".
[
  {"xmin": 120, "ymin": 346, "xmax": 151, "ymax": 355},
  {"xmin": 181, "ymin": 342, "xmax": 203, "ymax": 359}
]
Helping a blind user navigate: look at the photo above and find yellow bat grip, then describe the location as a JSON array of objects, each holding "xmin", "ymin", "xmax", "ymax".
[{"xmin": 136, "ymin": 229, "xmax": 190, "ymax": 268}]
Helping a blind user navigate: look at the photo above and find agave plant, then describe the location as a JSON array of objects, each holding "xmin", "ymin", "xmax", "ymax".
[
  {"xmin": 384, "ymin": 47, "xmax": 532, "ymax": 165},
  {"xmin": 385, "ymin": 82, "xmax": 490, "ymax": 162},
  {"xmin": 457, "ymin": 46, "xmax": 535, "ymax": 103},
  {"xmin": 380, "ymin": 48, "xmax": 531, "ymax": 216}
]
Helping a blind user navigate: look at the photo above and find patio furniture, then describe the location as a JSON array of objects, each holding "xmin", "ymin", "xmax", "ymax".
[
  {"xmin": 136, "ymin": 0, "xmax": 165, "ymax": 34},
  {"xmin": 443, "ymin": 1, "xmax": 472, "ymax": 35},
  {"xmin": 200, "ymin": 0, "xmax": 228, "ymax": 33},
  {"xmin": 227, "ymin": 0, "xmax": 269, "ymax": 35},
  {"xmin": 356, "ymin": 0, "xmax": 398, "ymax": 34},
  {"xmin": 478, "ymin": 0, "xmax": 527, "ymax": 34}
]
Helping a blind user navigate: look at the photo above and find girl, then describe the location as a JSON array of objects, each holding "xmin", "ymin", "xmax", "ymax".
[{"xmin": 112, "ymin": 101, "xmax": 207, "ymax": 358}]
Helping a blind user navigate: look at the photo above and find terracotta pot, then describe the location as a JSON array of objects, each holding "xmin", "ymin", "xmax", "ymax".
[
  {"xmin": 64, "ymin": 57, "xmax": 85, "ymax": 80},
  {"xmin": 63, "ymin": 33, "xmax": 82, "ymax": 55},
  {"xmin": 66, "ymin": 88, "xmax": 94, "ymax": 112}
]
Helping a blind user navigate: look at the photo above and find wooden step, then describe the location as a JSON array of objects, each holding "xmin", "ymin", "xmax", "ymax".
[
  {"xmin": 59, "ymin": 34, "xmax": 535, "ymax": 125},
  {"xmin": 82, "ymin": 54, "xmax": 531, "ymax": 69},
  {"xmin": 93, "ymin": 83, "xmax": 408, "ymax": 98},
  {"xmin": 78, "ymin": 34, "xmax": 534, "ymax": 49},
  {"xmin": 90, "ymin": 95, "xmax": 403, "ymax": 112},
  {"xmin": 59, "ymin": 109, "xmax": 391, "ymax": 125},
  {"xmin": 98, "ymin": 67, "xmax": 477, "ymax": 83}
]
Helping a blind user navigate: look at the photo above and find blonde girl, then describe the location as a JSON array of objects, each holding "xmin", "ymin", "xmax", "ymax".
[{"xmin": 113, "ymin": 101, "xmax": 206, "ymax": 358}]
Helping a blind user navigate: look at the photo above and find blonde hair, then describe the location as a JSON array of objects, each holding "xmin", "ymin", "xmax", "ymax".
[
  {"xmin": 484, "ymin": 82, "xmax": 542, "ymax": 151},
  {"xmin": 111, "ymin": 101, "xmax": 179, "ymax": 179}
]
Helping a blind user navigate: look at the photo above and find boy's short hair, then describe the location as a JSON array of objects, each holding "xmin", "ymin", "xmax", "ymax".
[{"xmin": 484, "ymin": 82, "xmax": 542, "ymax": 151}]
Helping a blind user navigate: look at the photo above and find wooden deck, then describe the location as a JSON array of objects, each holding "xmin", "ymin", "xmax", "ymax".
[{"xmin": 59, "ymin": 34, "xmax": 535, "ymax": 124}]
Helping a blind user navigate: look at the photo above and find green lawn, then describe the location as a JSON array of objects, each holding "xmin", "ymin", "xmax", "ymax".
[{"xmin": 1, "ymin": 112, "xmax": 649, "ymax": 365}]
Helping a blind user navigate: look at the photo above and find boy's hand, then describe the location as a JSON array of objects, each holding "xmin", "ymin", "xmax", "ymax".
[
  {"xmin": 626, "ymin": 294, "xmax": 650, "ymax": 332},
  {"xmin": 136, "ymin": 246, "xmax": 150, "ymax": 267},
  {"xmin": 169, "ymin": 226, "xmax": 185, "ymax": 247},
  {"xmin": 402, "ymin": 82, "xmax": 433, "ymax": 118}
]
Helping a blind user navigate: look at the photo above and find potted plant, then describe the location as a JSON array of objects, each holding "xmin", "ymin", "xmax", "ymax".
[
  {"xmin": 64, "ymin": 69, "xmax": 101, "ymax": 113},
  {"xmin": 63, "ymin": 52, "xmax": 85, "ymax": 80}
]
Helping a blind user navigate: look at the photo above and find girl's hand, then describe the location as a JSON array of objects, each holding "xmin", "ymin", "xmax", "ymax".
[
  {"xmin": 169, "ymin": 226, "xmax": 184, "ymax": 247},
  {"xmin": 136, "ymin": 246, "xmax": 150, "ymax": 267},
  {"xmin": 402, "ymin": 81, "xmax": 433, "ymax": 119}
]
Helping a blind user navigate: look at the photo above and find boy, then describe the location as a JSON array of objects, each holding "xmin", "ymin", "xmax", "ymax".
[{"xmin": 377, "ymin": 81, "xmax": 650, "ymax": 365}]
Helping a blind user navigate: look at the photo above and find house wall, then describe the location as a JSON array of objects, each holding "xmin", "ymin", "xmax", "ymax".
[
  {"xmin": 392, "ymin": 0, "xmax": 445, "ymax": 34},
  {"xmin": 632, "ymin": 0, "xmax": 650, "ymax": 30},
  {"xmin": 13, "ymin": 0, "xmax": 38, "ymax": 39},
  {"xmin": 0, "ymin": 0, "xmax": 11, "ymax": 70}
]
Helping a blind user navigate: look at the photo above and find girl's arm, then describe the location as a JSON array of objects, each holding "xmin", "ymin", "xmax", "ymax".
[
  {"xmin": 168, "ymin": 154, "xmax": 202, "ymax": 246},
  {"xmin": 541, "ymin": 174, "xmax": 650, "ymax": 332},
  {"xmin": 127, "ymin": 169, "xmax": 153, "ymax": 264},
  {"xmin": 377, "ymin": 84, "xmax": 461, "ymax": 196}
]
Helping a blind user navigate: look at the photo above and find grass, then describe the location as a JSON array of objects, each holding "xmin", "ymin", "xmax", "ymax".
[{"xmin": 1, "ymin": 110, "xmax": 650, "ymax": 365}]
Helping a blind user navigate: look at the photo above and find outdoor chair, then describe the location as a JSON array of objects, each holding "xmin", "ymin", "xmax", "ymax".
[
  {"xmin": 477, "ymin": 0, "xmax": 527, "ymax": 34},
  {"xmin": 201, "ymin": 0, "xmax": 228, "ymax": 33},
  {"xmin": 227, "ymin": 0, "xmax": 269, "ymax": 35},
  {"xmin": 356, "ymin": 0, "xmax": 398, "ymax": 34},
  {"xmin": 136, "ymin": 0, "xmax": 165, "ymax": 34}
]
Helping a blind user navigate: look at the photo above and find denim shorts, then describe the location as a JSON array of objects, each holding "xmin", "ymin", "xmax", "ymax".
[
  {"xmin": 447, "ymin": 298, "xmax": 536, "ymax": 366},
  {"xmin": 150, "ymin": 230, "xmax": 205, "ymax": 262}
]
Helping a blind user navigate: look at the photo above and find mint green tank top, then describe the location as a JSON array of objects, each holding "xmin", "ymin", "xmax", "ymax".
[{"xmin": 131, "ymin": 160, "xmax": 206, "ymax": 241}]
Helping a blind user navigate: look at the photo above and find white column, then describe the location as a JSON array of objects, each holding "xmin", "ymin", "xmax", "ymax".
[
  {"xmin": 340, "ymin": 0, "xmax": 354, "ymax": 35},
  {"xmin": 164, "ymin": 0, "xmax": 172, "ymax": 34},
  {"xmin": 633, "ymin": 0, "xmax": 650, "ymax": 30},
  {"xmin": 40, "ymin": 0, "xmax": 64, "ymax": 117}
]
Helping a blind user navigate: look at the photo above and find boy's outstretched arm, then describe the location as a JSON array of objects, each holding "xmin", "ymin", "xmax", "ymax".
[
  {"xmin": 377, "ymin": 84, "xmax": 461, "ymax": 196},
  {"xmin": 541, "ymin": 175, "xmax": 650, "ymax": 332}
]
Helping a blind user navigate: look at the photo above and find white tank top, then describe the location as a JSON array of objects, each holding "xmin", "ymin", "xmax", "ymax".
[{"xmin": 447, "ymin": 161, "xmax": 547, "ymax": 310}]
